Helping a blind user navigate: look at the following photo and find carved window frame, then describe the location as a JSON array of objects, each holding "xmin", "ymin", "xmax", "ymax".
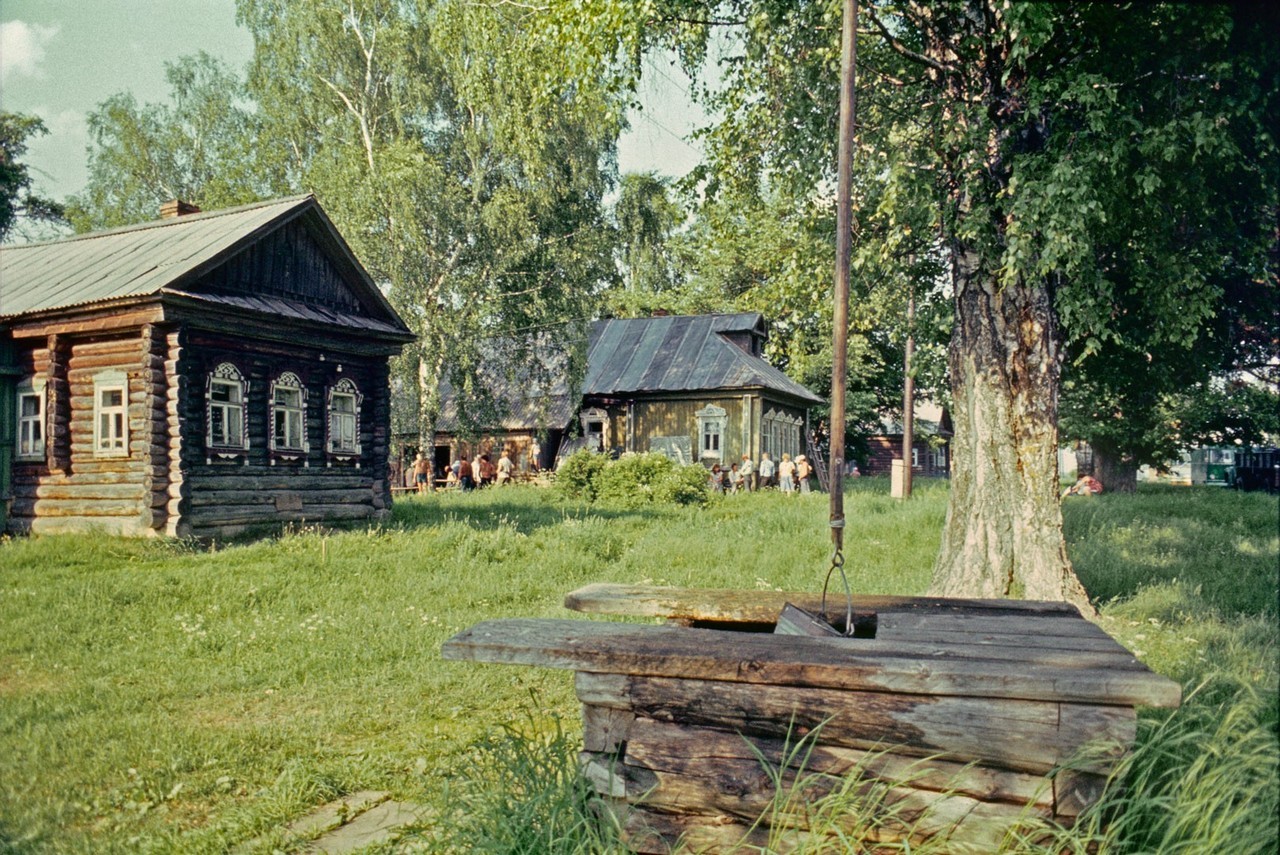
[
  {"xmin": 696, "ymin": 405, "xmax": 727, "ymax": 460},
  {"xmin": 206, "ymin": 362, "xmax": 249, "ymax": 461},
  {"xmin": 92, "ymin": 370, "xmax": 129, "ymax": 458},
  {"xmin": 327, "ymin": 377, "xmax": 362, "ymax": 461},
  {"xmin": 269, "ymin": 371, "xmax": 308, "ymax": 463},
  {"xmin": 580, "ymin": 407, "xmax": 609, "ymax": 452},
  {"xmin": 15, "ymin": 378, "xmax": 46, "ymax": 460}
]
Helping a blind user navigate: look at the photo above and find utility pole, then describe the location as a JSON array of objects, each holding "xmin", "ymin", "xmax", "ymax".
[
  {"xmin": 899, "ymin": 282, "xmax": 916, "ymax": 499},
  {"xmin": 829, "ymin": 0, "xmax": 858, "ymax": 554}
]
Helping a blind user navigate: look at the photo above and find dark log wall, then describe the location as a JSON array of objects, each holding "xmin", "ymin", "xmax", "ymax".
[
  {"xmin": 175, "ymin": 329, "xmax": 392, "ymax": 539},
  {"xmin": 9, "ymin": 333, "xmax": 158, "ymax": 535},
  {"xmin": 197, "ymin": 220, "xmax": 367, "ymax": 316},
  {"xmin": 865, "ymin": 436, "xmax": 950, "ymax": 478}
]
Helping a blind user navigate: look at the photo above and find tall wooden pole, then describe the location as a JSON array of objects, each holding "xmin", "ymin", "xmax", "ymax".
[
  {"xmin": 901, "ymin": 282, "xmax": 915, "ymax": 499},
  {"xmin": 830, "ymin": 0, "xmax": 858, "ymax": 553}
]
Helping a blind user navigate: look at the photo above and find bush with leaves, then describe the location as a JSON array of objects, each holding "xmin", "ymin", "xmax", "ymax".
[
  {"xmin": 553, "ymin": 449, "xmax": 608, "ymax": 502},
  {"xmin": 595, "ymin": 452, "xmax": 678, "ymax": 508},
  {"xmin": 556, "ymin": 450, "xmax": 709, "ymax": 508},
  {"xmin": 654, "ymin": 461, "xmax": 713, "ymax": 507}
]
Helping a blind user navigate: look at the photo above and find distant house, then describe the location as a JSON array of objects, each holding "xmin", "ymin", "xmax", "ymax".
[
  {"xmin": 862, "ymin": 401, "xmax": 952, "ymax": 478},
  {"xmin": 431, "ymin": 312, "xmax": 823, "ymax": 470},
  {"xmin": 0, "ymin": 196, "xmax": 414, "ymax": 538}
]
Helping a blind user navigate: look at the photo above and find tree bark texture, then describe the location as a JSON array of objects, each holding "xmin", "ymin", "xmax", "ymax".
[
  {"xmin": 1091, "ymin": 441, "xmax": 1138, "ymax": 494},
  {"xmin": 930, "ymin": 248, "xmax": 1092, "ymax": 613}
]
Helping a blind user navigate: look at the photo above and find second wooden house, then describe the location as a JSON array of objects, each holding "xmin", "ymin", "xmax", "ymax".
[{"xmin": 430, "ymin": 313, "xmax": 823, "ymax": 471}]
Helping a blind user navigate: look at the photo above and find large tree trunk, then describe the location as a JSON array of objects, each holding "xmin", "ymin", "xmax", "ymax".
[
  {"xmin": 1091, "ymin": 441, "xmax": 1138, "ymax": 494},
  {"xmin": 930, "ymin": 249, "xmax": 1093, "ymax": 614}
]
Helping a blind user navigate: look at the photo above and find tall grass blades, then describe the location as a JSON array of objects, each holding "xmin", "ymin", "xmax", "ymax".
[
  {"xmin": 1006, "ymin": 680, "xmax": 1280, "ymax": 855},
  {"xmin": 429, "ymin": 707, "xmax": 628, "ymax": 855}
]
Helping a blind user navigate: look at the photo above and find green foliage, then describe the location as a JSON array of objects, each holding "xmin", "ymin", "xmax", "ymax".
[
  {"xmin": 1007, "ymin": 682, "xmax": 1278, "ymax": 855},
  {"xmin": 67, "ymin": 52, "xmax": 280, "ymax": 231},
  {"xmin": 431, "ymin": 711, "xmax": 625, "ymax": 854},
  {"xmin": 0, "ymin": 484, "xmax": 1274, "ymax": 851},
  {"xmin": 594, "ymin": 451, "xmax": 680, "ymax": 507},
  {"xmin": 654, "ymin": 461, "xmax": 713, "ymax": 507},
  {"xmin": 0, "ymin": 112, "xmax": 66, "ymax": 241},
  {"xmin": 553, "ymin": 449, "xmax": 609, "ymax": 501},
  {"xmin": 556, "ymin": 450, "xmax": 709, "ymax": 508}
]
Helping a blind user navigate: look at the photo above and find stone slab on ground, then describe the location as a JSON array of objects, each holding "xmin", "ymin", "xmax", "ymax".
[
  {"xmin": 230, "ymin": 790, "xmax": 392, "ymax": 854},
  {"xmin": 288, "ymin": 790, "xmax": 390, "ymax": 839},
  {"xmin": 308, "ymin": 800, "xmax": 428, "ymax": 854}
]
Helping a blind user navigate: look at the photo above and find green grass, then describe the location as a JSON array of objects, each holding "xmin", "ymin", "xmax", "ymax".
[{"xmin": 0, "ymin": 480, "xmax": 1275, "ymax": 852}]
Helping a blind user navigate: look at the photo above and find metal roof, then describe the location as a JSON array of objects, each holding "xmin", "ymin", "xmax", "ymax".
[
  {"xmin": 583, "ymin": 314, "xmax": 824, "ymax": 404},
  {"xmin": 0, "ymin": 195, "xmax": 411, "ymax": 338}
]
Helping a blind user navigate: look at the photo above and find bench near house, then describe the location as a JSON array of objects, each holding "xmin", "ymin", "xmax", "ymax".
[{"xmin": 0, "ymin": 196, "xmax": 414, "ymax": 538}]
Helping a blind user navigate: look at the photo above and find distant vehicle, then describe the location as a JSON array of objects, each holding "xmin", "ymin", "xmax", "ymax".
[
  {"xmin": 1190, "ymin": 448, "xmax": 1236, "ymax": 487},
  {"xmin": 1234, "ymin": 447, "xmax": 1280, "ymax": 494}
]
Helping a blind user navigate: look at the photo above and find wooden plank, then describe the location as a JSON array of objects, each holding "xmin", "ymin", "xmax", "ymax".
[
  {"xmin": 575, "ymin": 672, "xmax": 1129, "ymax": 775},
  {"xmin": 582, "ymin": 704, "xmax": 634, "ymax": 754},
  {"xmin": 610, "ymin": 759, "xmax": 1050, "ymax": 851},
  {"xmin": 620, "ymin": 718, "xmax": 1053, "ymax": 809},
  {"xmin": 442, "ymin": 619, "xmax": 1182, "ymax": 708},
  {"xmin": 617, "ymin": 804, "xmax": 776, "ymax": 854},
  {"xmin": 565, "ymin": 583, "xmax": 1082, "ymax": 622}
]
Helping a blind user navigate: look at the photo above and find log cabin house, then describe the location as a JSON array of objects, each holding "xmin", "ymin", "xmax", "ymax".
[
  {"xmin": 431, "ymin": 312, "xmax": 823, "ymax": 471},
  {"xmin": 862, "ymin": 400, "xmax": 952, "ymax": 478},
  {"xmin": 0, "ymin": 195, "xmax": 414, "ymax": 538}
]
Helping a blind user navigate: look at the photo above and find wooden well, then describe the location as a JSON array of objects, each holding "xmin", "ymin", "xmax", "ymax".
[{"xmin": 442, "ymin": 583, "xmax": 1180, "ymax": 853}]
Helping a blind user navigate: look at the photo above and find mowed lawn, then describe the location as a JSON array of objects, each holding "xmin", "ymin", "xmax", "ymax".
[{"xmin": 1, "ymin": 480, "xmax": 1276, "ymax": 853}]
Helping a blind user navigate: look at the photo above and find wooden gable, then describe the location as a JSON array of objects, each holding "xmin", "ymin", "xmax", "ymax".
[{"xmin": 190, "ymin": 217, "xmax": 372, "ymax": 318}]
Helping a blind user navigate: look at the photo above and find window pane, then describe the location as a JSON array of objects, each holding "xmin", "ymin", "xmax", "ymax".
[
  {"xmin": 211, "ymin": 407, "xmax": 226, "ymax": 443},
  {"xmin": 20, "ymin": 394, "xmax": 40, "ymax": 417},
  {"xmin": 211, "ymin": 381, "xmax": 239, "ymax": 404},
  {"xmin": 103, "ymin": 389, "xmax": 123, "ymax": 408},
  {"xmin": 275, "ymin": 387, "xmax": 300, "ymax": 407},
  {"xmin": 333, "ymin": 393, "xmax": 355, "ymax": 414}
]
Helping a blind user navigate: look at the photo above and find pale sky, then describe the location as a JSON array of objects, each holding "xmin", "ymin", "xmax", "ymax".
[{"xmin": 0, "ymin": 0, "xmax": 706, "ymax": 204}]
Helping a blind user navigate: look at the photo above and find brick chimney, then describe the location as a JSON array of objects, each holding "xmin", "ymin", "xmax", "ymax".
[{"xmin": 160, "ymin": 199, "xmax": 201, "ymax": 219}]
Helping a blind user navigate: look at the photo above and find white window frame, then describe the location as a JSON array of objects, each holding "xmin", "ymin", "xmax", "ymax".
[
  {"xmin": 932, "ymin": 445, "xmax": 948, "ymax": 471},
  {"xmin": 270, "ymin": 372, "xmax": 308, "ymax": 460},
  {"xmin": 327, "ymin": 377, "xmax": 362, "ymax": 458},
  {"xmin": 696, "ymin": 405, "xmax": 727, "ymax": 460},
  {"xmin": 16, "ymin": 379, "xmax": 46, "ymax": 460},
  {"xmin": 206, "ymin": 362, "xmax": 249, "ymax": 455},
  {"xmin": 93, "ymin": 371, "xmax": 129, "ymax": 458},
  {"xmin": 580, "ymin": 407, "xmax": 609, "ymax": 452},
  {"xmin": 911, "ymin": 447, "xmax": 920, "ymax": 469}
]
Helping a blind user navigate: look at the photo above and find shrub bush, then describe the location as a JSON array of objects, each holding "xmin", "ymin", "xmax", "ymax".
[
  {"xmin": 655, "ymin": 461, "xmax": 712, "ymax": 507},
  {"xmin": 557, "ymin": 450, "xmax": 710, "ymax": 508},
  {"xmin": 595, "ymin": 452, "xmax": 676, "ymax": 508},
  {"xmin": 553, "ymin": 449, "xmax": 607, "ymax": 501}
]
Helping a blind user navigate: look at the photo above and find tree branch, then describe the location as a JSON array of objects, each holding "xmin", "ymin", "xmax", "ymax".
[{"xmin": 866, "ymin": 6, "xmax": 957, "ymax": 76}]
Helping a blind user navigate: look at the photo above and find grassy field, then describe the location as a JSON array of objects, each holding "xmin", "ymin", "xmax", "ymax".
[{"xmin": 1, "ymin": 479, "xmax": 1276, "ymax": 853}]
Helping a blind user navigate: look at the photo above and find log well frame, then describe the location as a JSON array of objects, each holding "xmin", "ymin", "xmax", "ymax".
[{"xmin": 443, "ymin": 584, "xmax": 1180, "ymax": 853}]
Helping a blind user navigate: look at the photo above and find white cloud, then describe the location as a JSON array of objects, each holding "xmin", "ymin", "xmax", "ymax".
[{"xmin": 1, "ymin": 20, "xmax": 60, "ymax": 82}]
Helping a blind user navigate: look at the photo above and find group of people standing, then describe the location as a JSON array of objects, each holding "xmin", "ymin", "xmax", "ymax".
[
  {"xmin": 709, "ymin": 452, "xmax": 813, "ymax": 494},
  {"xmin": 412, "ymin": 447, "xmax": 522, "ymax": 493}
]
